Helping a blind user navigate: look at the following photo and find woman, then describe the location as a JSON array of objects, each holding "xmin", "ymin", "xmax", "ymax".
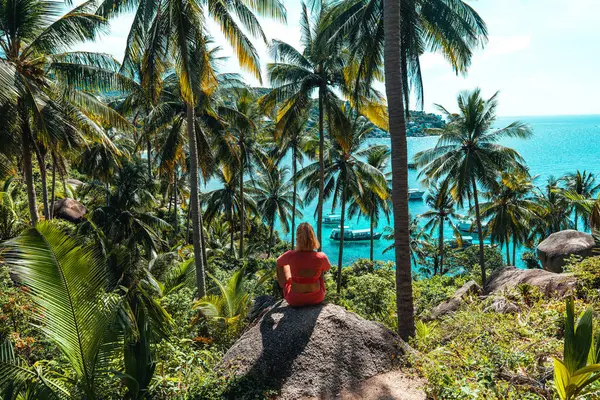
[{"xmin": 276, "ymin": 222, "xmax": 331, "ymax": 307}]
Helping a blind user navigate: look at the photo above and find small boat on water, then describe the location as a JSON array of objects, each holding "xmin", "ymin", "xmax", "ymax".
[
  {"xmin": 457, "ymin": 218, "xmax": 488, "ymax": 234},
  {"xmin": 408, "ymin": 189, "xmax": 425, "ymax": 200},
  {"xmin": 447, "ymin": 236, "xmax": 473, "ymax": 249},
  {"xmin": 323, "ymin": 214, "xmax": 342, "ymax": 225},
  {"xmin": 330, "ymin": 227, "xmax": 382, "ymax": 241}
]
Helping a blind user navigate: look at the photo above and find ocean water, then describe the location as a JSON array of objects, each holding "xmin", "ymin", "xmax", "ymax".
[{"xmin": 205, "ymin": 115, "xmax": 600, "ymax": 268}]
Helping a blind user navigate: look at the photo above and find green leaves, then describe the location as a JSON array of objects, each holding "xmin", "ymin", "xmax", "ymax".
[
  {"xmin": 3, "ymin": 222, "xmax": 119, "ymax": 398},
  {"xmin": 553, "ymin": 297, "xmax": 600, "ymax": 400}
]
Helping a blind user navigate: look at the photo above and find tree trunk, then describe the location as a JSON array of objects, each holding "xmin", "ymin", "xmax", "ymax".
[
  {"xmin": 50, "ymin": 153, "xmax": 57, "ymax": 219},
  {"xmin": 20, "ymin": 112, "xmax": 39, "ymax": 225},
  {"xmin": 106, "ymin": 181, "xmax": 110, "ymax": 207},
  {"xmin": 35, "ymin": 149, "xmax": 50, "ymax": 221},
  {"xmin": 186, "ymin": 105, "xmax": 207, "ymax": 298},
  {"xmin": 384, "ymin": 0, "xmax": 415, "ymax": 340},
  {"xmin": 505, "ymin": 232, "xmax": 511, "ymax": 266},
  {"xmin": 147, "ymin": 135, "xmax": 152, "ymax": 181},
  {"xmin": 173, "ymin": 168, "xmax": 179, "ymax": 234},
  {"xmin": 512, "ymin": 234, "xmax": 517, "ymax": 267},
  {"xmin": 438, "ymin": 218, "xmax": 444, "ymax": 275},
  {"xmin": 471, "ymin": 177, "xmax": 487, "ymax": 286},
  {"xmin": 317, "ymin": 85, "xmax": 325, "ymax": 250},
  {"xmin": 291, "ymin": 142, "xmax": 297, "ymax": 250},
  {"xmin": 336, "ymin": 186, "xmax": 347, "ymax": 294},
  {"xmin": 186, "ymin": 205, "xmax": 191, "ymax": 244},
  {"xmin": 230, "ymin": 213, "xmax": 235, "ymax": 257},
  {"xmin": 239, "ymin": 131, "xmax": 245, "ymax": 258},
  {"xmin": 574, "ymin": 209, "xmax": 578, "ymax": 231},
  {"xmin": 267, "ymin": 221, "xmax": 274, "ymax": 258},
  {"xmin": 370, "ymin": 201, "xmax": 375, "ymax": 262}
]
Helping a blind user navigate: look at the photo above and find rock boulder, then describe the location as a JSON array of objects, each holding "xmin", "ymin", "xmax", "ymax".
[
  {"xmin": 537, "ymin": 230, "xmax": 595, "ymax": 272},
  {"xmin": 485, "ymin": 266, "xmax": 576, "ymax": 297},
  {"xmin": 220, "ymin": 301, "xmax": 407, "ymax": 399},
  {"xmin": 52, "ymin": 198, "xmax": 87, "ymax": 223},
  {"xmin": 429, "ymin": 280, "xmax": 481, "ymax": 319}
]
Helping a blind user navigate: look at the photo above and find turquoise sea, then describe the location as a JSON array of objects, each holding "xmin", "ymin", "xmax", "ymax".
[{"xmin": 205, "ymin": 115, "xmax": 600, "ymax": 268}]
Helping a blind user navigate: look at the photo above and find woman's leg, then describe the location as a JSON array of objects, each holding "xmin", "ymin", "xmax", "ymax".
[{"xmin": 276, "ymin": 265, "xmax": 292, "ymax": 289}]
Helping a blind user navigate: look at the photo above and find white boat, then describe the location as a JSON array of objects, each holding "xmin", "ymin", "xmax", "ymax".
[
  {"xmin": 457, "ymin": 218, "xmax": 487, "ymax": 234},
  {"xmin": 446, "ymin": 236, "xmax": 473, "ymax": 249},
  {"xmin": 323, "ymin": 214, "xmax": 342, "ymax": 225},
  {"xmin": 330, "ymin": 227, "xmax": 382, "ymax": 241},
  {"xmin": 408, "ymin": 189, "xmax": 425, "ymax": 200}
]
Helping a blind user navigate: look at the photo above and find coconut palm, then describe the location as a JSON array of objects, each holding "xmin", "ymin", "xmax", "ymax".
[
  {"xmin": 202, "ymin": 166, "xmax": 258, "ymax": 257},
  {"xmin": 327, "ymin": 0, "xmax": 487, "ymax": 112},
  {"xmin": 261, "ymin": 2, "xmax": 386, "ymax": 249},
  {"xmin": 561, "ymin": 170, "xmax": 600, "ymax": 231},
  {"xmin": 418, "ymin": 179, "xmax": 463, "ymax": 275},
  {"xmin": 348, "ymin": 146, "xmax": 392, "ymax": 262},
  {"xmin": 479, "ymin": 173, "xmax": 540, "ymax": 266},
  {"xmin": 298, "ymin": 106, "xmax": 388, "ymax": 293},
  {"xmin": 250, "ymin": 165, "xmax": 303, "ymax": 257},
  {"xmin": 383, "ymin": 0, "xmax": 414, "ymax": 340},
  {"xmin": 533, "ymin": 176, "xmax": 573, "ymax": 237},
  {"xmin": 0, "ymin": 0, "xmax": 132, "ymax": 225},
  {"xmin": 2, "ymin": 222, "xmax": 121, "ymax": 398},
  {"xmin": 414, "ymin": 89, "xmax": 532, "ymax": 287}
]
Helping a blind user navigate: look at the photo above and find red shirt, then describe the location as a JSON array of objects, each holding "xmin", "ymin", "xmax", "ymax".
[{"xmin": 276, "ymin": 250, "xmax": 331, "ymax": 284}]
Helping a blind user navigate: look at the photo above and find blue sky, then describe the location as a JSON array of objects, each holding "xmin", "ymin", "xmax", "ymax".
[{"xmin": 75, "ymin": 0, "xmax": 600, "ymax": 116}]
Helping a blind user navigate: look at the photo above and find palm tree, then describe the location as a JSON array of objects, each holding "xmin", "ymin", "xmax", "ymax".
[
  {"xmin": 383, "ymin": 0, "xmax": 414, "ymax": 340},
  {"xmin": 348, "ymin": 147, "xmax": 392, "ymax": 261},
  {"xmin": 534, "ymin": 176, "xmax": 573, "ymax": 237},
  {"xmin": 261, "ymin": 3, "xmax": 385, "ymax": 249},
  {"xmin": 203, "ymin": 166, "xmax": 258, "ymax": 256},
  {"xmin": 561, "ymin": 170, "xmax": 600, "ymax": 231},
  {"xmin": 298, "ymin": 106, "xmax": 388, "ymax": 293},
  {"xmin": 327, "ymin": 0, "xmax": 487, "ymax": 112},
  {"xmin": 418, "ymin": 179, "xmax": 463, "ymax": 275},
  {"xmin": 479, "ymin": 173, "xmax": 540, "ymax": 266},
  {"xmin": 250, "ymin": 165, "xmax": 302, "ymax": 257},
  {"xmin": 1, "ymin": 0, "xmax": 132, "ymax": 225},
  {"xmin": 414, "ymin": 89, "xmax": 532, "ymax": 287}
]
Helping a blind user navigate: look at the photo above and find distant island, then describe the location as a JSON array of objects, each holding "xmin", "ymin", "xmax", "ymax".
[{"xmin": 368, "ymin": 110, "xmax": 446, "ymax": 138}]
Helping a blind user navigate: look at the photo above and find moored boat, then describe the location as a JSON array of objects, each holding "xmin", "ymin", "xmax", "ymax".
[
  {"xmin": 330, "ymin": 227, "xmax": 382, "ymax": 241},
  {"xmin": 323, "ymin": 214, "xmax": 342, "ymax": 225},
  {"xmin": 408, "ymin": 189, "xmax": 425, "ymax": 200}
]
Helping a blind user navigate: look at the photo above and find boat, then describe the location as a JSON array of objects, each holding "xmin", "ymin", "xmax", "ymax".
[
  {"xmin": 330, "ymin": 227, "xmax": 382, "ymax": 241},
  {"xmin": 447, "ymin": 236, "xmax": 473, "ymax": 249},
  {"xmin": 457, "ymin": 218, "xmax": 488, "ymax": 234},
  {"xmin": 408, "ymin": 189, "xmax": 425, "ymax": 200},
  {"xmin": 323, "ymin": 214, "xmax": 342, "ymax": 225}
]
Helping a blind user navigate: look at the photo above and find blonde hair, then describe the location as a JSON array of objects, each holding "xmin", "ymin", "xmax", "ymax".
[{"xmin": 295, "ymin": 222, "xmax": 320, "ymax": 252}]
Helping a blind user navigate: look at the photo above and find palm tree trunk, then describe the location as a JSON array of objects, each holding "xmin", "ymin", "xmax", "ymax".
[
  {"xmin": 291, "ymin": 142, "xmax": 298, "ymax": 250},
  {"xmin": 35, "ymin": 148, "xmax": 50, "ymax": 221},
  {"xmin": 186, "ymin": 204, "xmax": 191, "ymax": 243},
  {"xmin": 505, "ymin": 233, "xmax": 511, "ymax": 265},
  {"xmin": 186, "ymin": 104, "xmax": 207, "ymax": 298},
  {"xmin": 147, "ymin": 135, "xmax": 152, "ymax": 180},
  {"xmin": 337, "ymin": 186, "xmax": 347, "ymax": 294},
  {"xmin": 50, "ymin": 152, "xmax": 57, "ymax": 219},
  {"xmin": 384, "ymin": 0, "xmax": 415, "ymax": 341},
  {"xmin": 239, "ymin": 132, "xmax": 245, "ymax": 258},
  {"xmin": 267, "ymin": 221, "xmax": 274, "ymax": 258},
  {"xmin": 370, "ymin": 203, "xmax": 375, "ymax": 262},
  {"xmin": 438, "ymin": 219, "xmax": 444, "ymax": 275},
  {"xmin": 512, "ymin": 234, "xmax": 517, "ymax": 267},
  {"xmin": 20, "ymin": 112, "xmax": 39, "ymax": 226},
  {"xmin": 574, "ymin": 209, "xmax": 578, "ymax": 230},
  {"xmin": 173, "ymin": 168, "xmax": 179, "ymax": 234},
  {"xmin": 106, "ymin": 181, "xmax": 110, "ymax": 207},
  {"xmin": 317, "ymin": 85, "xmax": 325, "ymax": 250},
  {"xmin": 471, "ymin": 177, "xmax": 487, "ymax": 286},
  {"xmin": 230, "ymin": 213, "xmax": 235, "ymax": 257}
]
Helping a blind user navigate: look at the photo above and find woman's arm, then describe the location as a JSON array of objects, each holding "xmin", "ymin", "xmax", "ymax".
[{"xmin": 276, "ymin": 251, "xmax": 292, "ymax": 289}]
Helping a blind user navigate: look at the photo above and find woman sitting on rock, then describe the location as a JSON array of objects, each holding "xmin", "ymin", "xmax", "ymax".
[{"xmin": 276, "ymin": 222, "xmax": 331, "ymax": 307}]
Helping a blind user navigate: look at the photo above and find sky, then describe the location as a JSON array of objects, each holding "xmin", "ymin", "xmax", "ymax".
[{"xmin": 75, "ymin": 0, "xmax": 600, "ymax": 117}]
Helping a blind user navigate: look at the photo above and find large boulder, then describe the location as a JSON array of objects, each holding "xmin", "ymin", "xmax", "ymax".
[
  {"xmin": 428, "ymin": 280, "xmax": 481, "ymax": 320},
  {"xmin": 52, "ymin": 198, "xmax": 87, "ymax": 223},
  {"xmin": 537, "ymin": 230, "xmax": 595, "ymax": 272},
  {"xmin": 485, "ymin": 266, "xmax": 577, "ymax": 297},
  {"xmin": 220, "ymin": 301, "xmax": 412, "ymax": 399}
]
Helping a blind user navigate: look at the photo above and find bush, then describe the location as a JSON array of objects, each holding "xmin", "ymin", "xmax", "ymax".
[
  {"xmin": 568, "ymin": 256, "xmax": 600, "ymax": 301},
  {"xmin": 521, "ymin": 251, "xmax": 541, "ymax": 269},
  {"xmin": 413, "ymin": 274, "xmax": 471, "ymax": 317}
]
